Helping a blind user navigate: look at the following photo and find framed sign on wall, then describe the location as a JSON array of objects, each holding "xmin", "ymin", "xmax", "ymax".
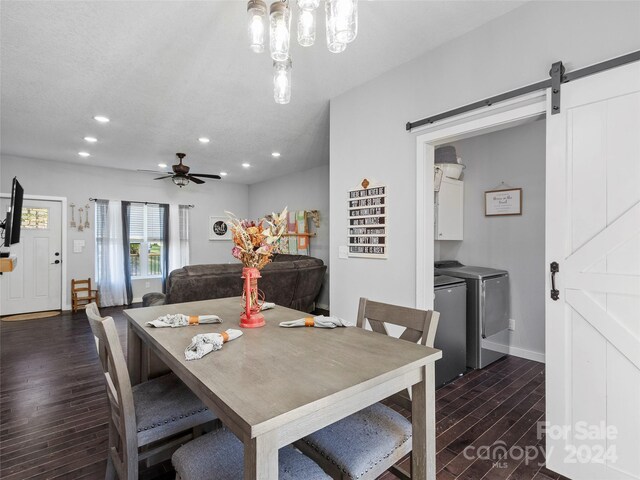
[
  {"xmin": 348, "ymin": 179, "xmax": 387, "ymax": 259},
  {"xmin": 485, "ymin": 188, "xmax": 522, "ymax": 216},
  {"xmin": 209, "ymin": 216, "xmax": 232, "ymax": 240}
]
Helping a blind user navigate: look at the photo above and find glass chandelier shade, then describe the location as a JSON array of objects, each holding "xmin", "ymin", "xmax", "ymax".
[
  {"xmin": 269, "ymin": 1, "xmax": 291, "ymax": 62},
  {"xmin": 172, "ymin": 176, "xmax": 189, "ymax": 188},
  {"xmin": 273, "ymin": 58, "xmax": 292, "ymax": 104},
  {"xmin": 325, "ymin": 0, "xmax": 357, "ymax": 45},
  {"xmin": 247, "ymin": 0, "xmax": 267, "ymax": 53},
  {"xmin": 297, "ymin": 0, "xmax": 318, "ymax": 47},
  {"xmin": 325, "ymin": 4, "xmax": 346, "ymax": 54}
]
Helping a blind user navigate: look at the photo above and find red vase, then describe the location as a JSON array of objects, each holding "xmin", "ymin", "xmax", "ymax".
[{"xmin": 240, "ymin": 267, "xmax": 265, "ymax": 328}]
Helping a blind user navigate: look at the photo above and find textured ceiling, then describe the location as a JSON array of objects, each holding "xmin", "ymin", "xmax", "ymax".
[{"xmin": 1, "ymin": 1, "xmax": 524, "ymax": 185}]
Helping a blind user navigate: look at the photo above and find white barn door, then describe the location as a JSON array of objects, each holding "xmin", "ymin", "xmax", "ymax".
[{"xmin": 546, "ymin": 61, "xmax": 640, "ymax": 479}]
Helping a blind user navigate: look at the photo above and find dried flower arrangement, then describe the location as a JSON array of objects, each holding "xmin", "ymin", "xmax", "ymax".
[{"xmin": 226, "ymin": 208, "xmax": 288, "ymax": 269}]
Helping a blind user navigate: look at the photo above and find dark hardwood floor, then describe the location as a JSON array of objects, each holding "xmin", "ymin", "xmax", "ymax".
[{"xmin": 1, "ymin": 307, "xmax": 563, "ymax": 480}]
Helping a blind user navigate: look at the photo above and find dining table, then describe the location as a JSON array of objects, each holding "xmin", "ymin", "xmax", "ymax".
[{"xmin": 124, "ymin": 296, "xmax": 441, "ymax": 480}]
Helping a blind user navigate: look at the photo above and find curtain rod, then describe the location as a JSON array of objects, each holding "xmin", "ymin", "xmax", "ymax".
[
  {"xmin": 88, "ymin": 198, "xmax": 194, "ymax": 208},
  {"xmin": 406, "ymin": 49, "xmax": 640, "ymax": 131}
]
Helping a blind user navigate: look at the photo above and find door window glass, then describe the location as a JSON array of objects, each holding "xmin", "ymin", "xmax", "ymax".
[{"xmin": 21, "ymin": 208, "xmax": 49, "ymax": 229}]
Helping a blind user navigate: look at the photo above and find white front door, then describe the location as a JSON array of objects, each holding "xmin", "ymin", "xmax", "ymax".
[
  {"xmin": 0, "ymin": 199, "xmax": 62, "ymax": 315},
  {"xmin": 545, "ymin": 61, "xmax": 640, "ymax": 479}
]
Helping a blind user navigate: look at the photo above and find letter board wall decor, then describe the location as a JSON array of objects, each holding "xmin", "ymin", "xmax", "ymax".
[{"xmin": 348, "ymin": 179, "xmax": 387, "ymax": 259}]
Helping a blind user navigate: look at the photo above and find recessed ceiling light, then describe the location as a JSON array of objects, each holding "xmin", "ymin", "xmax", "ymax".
[
  {"xmin": 158, "ymin": 163, "xmax": 167, "ymax": 168},
  {"xmin": 78, "ymin": 152, "xmax": 91, "ymax": 157},
  {"xmin": 271, "ymin": 152, "xmax": 281, "ymax": 158},
  {"xmin": 93, "ymin": 115, "xmax": 110, "ymax": 123},
  {"xmin": 220, "ymin": 172, "xmax": 228, "ymax": 177},
  {"xmin": 242, "ymin": 163, "xmax": 250, "ymax": 168},
  {"xmin": 198, "ymin": 137, "xmax": 210, "ymax": 143},
  {"xmin": 84, "ymin": 136, "xmax": 97, "ymax": 143}
]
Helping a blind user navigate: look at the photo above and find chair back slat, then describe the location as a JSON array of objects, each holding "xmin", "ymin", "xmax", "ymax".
[
  {"xmin": 85, "ymin": 303, "xmax": 138, "ymax": 479},
  {"xmin": 367, "ymin": 318, "xmax": 389, "ymax": 336},
  {"xmin": 398, "ymin": 328, "xmax": 424, "ymax": 344}
]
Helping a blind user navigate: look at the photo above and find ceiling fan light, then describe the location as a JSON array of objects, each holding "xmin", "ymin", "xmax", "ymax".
[
  {"xmin": 247, "ymin": 0, "xmax": 267, "ymax": 53},
  {"xmin": 172, "ymin": 176, "xmax": 190, "ymax": 188},
  {"xmin": 269, "ymin": 1, "xmax": 291, "ymax": 62}
]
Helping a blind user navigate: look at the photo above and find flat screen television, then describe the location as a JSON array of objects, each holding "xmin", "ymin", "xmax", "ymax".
[{"xmin": 3, "ymin": 177, "xmax": 24, "ymax": 248}]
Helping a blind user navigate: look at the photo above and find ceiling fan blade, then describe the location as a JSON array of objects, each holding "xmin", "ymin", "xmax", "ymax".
[
  {"xmin": 187, "ymin": 175, "xmax": 205, "ymax": 184},
  {"xmin": 138, "ymin": 169, "xmax": 167, "ymax": 174},
  {"xmin": 190, "ymin": 173, "xmax": 222, "ymax": 180},
  {"xmin": 154, "ymin": 175, "xmax": 174, "ymax": 180}
]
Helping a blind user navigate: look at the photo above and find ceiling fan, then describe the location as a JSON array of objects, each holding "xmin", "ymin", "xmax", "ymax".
[{"xmin": 139, "ymin": 153, "xmax": 222, "ymax": 187}]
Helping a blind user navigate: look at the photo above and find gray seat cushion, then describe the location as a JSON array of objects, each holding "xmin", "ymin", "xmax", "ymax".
[
  {"xmin": 172, "ymin": 427, "xmax": 330, "ymax": 480},
  {"xmin": 133, "ymin": 373, "xmax": 216, "ymax": 446},
  {"xmin": 299, "ymin": 402, "xmax": 412, "ymax": 480}
]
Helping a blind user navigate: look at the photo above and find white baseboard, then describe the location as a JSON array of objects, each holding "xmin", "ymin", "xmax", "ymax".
[
  {"xmin": 133, "ymin": 297, "xmax": 143, "ymax": 304},
  {"xmin": 482, "ymin": 339, "xmax": 545, "ymax": 364}
]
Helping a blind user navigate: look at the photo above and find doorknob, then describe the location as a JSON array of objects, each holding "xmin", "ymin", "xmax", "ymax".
[
  {"xmin": 51, "ymin": 260, "xmax": 60, "ymax": 265},
  {"xmin": 550, "ymin": 262, "xmax": 559, "ymax": 301}
]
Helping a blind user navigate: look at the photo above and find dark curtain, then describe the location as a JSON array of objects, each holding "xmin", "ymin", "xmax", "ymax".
[
  {"xmin": 121, "ymin": 201, "xmax": 133, "ymax": 305},
  {"xmin": 161, "ymin": 204, "xmax": 169, "ymax": 293}
]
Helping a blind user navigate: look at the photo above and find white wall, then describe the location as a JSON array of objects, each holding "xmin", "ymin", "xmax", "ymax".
[
  {"xmin": 436, "ymin": 119, "xmax": 546, "ymax": 358},
  {"xmin": 330, "ymin": 2, "xmax": 640, "ymax": 330},
  {"xmin": 248, "ymin": 164, "xmax": 330, "ymax": 309},
  {"xmin": 0, "ymin": 154, "xmax": 249, "ymax": 308}
]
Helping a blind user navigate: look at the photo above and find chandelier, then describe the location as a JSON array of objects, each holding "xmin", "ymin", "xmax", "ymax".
[{"xmin": 247, "ymin": 0, "xmax": 358, "ymax": 104}]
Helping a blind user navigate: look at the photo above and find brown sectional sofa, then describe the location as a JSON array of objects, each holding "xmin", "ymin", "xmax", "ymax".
[{"xmin": 142, "ymin": 254, "xmax": 326, "ymax": 313}]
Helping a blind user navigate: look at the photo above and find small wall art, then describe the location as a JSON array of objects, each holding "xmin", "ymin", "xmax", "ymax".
[
  {"xmin": 209, "ymin": 216, "xmax": 232, "ymax": 241},
  {"xmin": 485, "ymin": 188, "xmax": 522, "ymax": 216}
]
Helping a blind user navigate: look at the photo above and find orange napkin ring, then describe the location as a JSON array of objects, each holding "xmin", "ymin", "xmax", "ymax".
[
  {"xmin": 304, "ymin": 317, "xmax": 315, "ymax": 327},
  {"xmin": 221, "ymin": 331, "xmax": 230, "ymax": 342},
  {"xmin": 188, "ymin": 316, "xmax": 199, "ymax": 325}
]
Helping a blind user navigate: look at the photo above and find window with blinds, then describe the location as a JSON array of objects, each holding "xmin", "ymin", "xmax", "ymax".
[{"xmin": 129, "ymin": 203, "xmax": 165, "ymax": 278}]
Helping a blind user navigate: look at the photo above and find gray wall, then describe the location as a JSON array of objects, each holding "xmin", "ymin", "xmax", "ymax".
[
  {"xmin": 329, "ymin": 1, "xmax": 640, "ymax": 351},
  {"xmin": 0, "ymin": 154, "xmax": 249, "ymax": 307},
  {"xmin": 248, "ymin": 164, "xmax": 330, "ymax": 309},
  {"xmin": 436, "ymin": 119, "xmax": 546, "ymax": 357}
]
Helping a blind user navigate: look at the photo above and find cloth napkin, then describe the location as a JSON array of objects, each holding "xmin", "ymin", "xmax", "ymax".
[
  {"xmin": 185, "ymin": 329, "xmax": 243, "ymax": 361},
  {"xmin": 261, "ymin": 302, "xmax": 276, "ymax": 311},
  {"xmin": 279, "ymin": 315, "xmax": 352, "ymax": 329},
  {"xmin": 146, "ymin": 314, "xmax": 222, "ymax": 328}
]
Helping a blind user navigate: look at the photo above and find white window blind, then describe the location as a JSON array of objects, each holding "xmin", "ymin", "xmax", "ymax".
[
  {"xmin": 129, "ymin": 203, "xmax": 165, "ymax": 241},
  {"xmin": 128, "ymin": 203, "xmax": 166, "ymax": 278},
  {"xmin": 129, "ymin": 203, "xmax": 145, "ymax": 240}
]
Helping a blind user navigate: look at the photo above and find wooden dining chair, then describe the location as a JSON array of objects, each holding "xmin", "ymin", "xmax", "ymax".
[
  {"xmin": 72, "ymin": 278, "xmax": 99, "ymax": 312},
  {"xmin": 172, "ymin": 426, "xmax": 331, "ymax": 480},
  {"xmin": 295, "ymin": 297, "xmax": 440, "ymax": 480},
  {"xmin": 84, "ymin": 303, "xmax": 217, "ymax": 480}
]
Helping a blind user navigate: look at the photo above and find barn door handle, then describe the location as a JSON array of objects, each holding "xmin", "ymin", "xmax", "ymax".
[{"xmin": 550, "ymin": 262, "xmax": 559, "ymax": 301}]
